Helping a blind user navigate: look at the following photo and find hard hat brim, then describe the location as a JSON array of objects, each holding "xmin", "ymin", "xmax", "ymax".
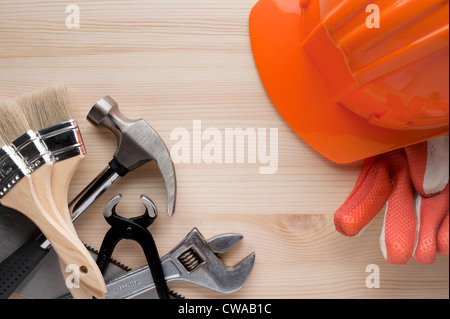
[{"xmin": 249, "ymin": 0, "xmax": 448, "ymax": 164}]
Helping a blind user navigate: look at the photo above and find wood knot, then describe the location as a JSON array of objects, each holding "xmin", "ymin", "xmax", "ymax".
[{"xmin": 283, "ymin": 214, "xmax": 328, "ymax": 233}]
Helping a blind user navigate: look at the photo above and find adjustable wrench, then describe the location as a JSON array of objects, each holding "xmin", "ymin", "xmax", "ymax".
[{"xmin": 105, "ymin": 227, "xmax": 256, "ymax": 299}]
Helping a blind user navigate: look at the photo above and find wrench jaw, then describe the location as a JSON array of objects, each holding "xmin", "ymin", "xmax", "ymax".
[
  {"xmin": 223, "ymin": 251, "xmax": 256, "ymax": 293},
  {"xmin": 207, "ymin": 233, "xmax": 244, "ymax": 254},
  {"xmin": 167, "ymin": 228, "xmax": 256, "ymax": 294}
]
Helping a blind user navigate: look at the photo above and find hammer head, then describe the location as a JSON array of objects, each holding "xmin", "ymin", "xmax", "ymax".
[{"xmin": 87, "ymin": 96, "xmax": 176, "ymax": 217}]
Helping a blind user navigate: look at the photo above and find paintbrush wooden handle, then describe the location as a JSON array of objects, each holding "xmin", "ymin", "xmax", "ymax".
[
  {"xmin": 51, "ymin": 155, "xmax": 86, "ymax": 228},
  {"xmin": 51, "ymin": 155, "xmax": 97, "ymax": 299},
  {"xmin": 29, "ymin": 162, "xmax": 95, "ymax": 299},
  {"xmin": 1, "ymin": 175, "xmax": 107, "ymax": 299},
  {"xmin": 29, "ymin": 164, "xmax": 76, "ymax": 232}
]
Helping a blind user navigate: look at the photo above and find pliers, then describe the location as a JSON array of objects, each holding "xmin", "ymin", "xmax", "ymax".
[{"xmin": 96, "ymin": 194, "xmax": 170, "ymax": 299}]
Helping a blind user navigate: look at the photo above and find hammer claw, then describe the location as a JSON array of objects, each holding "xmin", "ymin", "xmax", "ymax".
[{"xmin": 152, "ymin": 142, "xmax": 177, "ymax": 217}]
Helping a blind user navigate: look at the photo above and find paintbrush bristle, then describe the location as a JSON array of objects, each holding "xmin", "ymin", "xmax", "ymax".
[
  {"xmin": 15, "ymin": 84, "xmax": 74, "ymax": 132},
  {"xmin": 0, "ymin": 99, "xmax": 32, "ymax": 146}
]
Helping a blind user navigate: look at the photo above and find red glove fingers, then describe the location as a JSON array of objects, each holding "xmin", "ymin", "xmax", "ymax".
[
  {"xmin": 412, "ymin": 184, "xmax": 449, "ymax": 264},
  {"xmin": 380, "ymin": 151, "xmax": 416, "ymax": 265},
  {"xmin": 334, "ymin": 136, "xmax": 449, "ymax": 265},
  {"xmin": 437, "ymin": 213, "xmax": 449, "ymax": 256},
  {"xmin": 334, "ymin": 155, "xmax": 392, "ymax": 237}
]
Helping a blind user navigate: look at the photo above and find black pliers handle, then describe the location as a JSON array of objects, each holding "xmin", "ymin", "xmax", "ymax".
[{"xmin": 96, "ymin": 194, "xmax": 169, "ymax": 299}]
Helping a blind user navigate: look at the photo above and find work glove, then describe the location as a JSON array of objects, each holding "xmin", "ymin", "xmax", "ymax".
[{"xmin": 334, "ymin": 135, "xmax": 449, "ymax": 265}]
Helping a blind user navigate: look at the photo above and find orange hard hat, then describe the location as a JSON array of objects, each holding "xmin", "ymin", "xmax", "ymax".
[{"xmin": 249, "ymin": 0, "xmax": 449, "ymax": 163}]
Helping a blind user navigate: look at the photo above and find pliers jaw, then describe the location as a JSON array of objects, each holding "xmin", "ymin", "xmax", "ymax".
[
  {"xmin": 97, "ymin": 194, "xmax": 169, "ymax": 299},
  {"xmin": 103, "ymin": 194, "xmax": 157, "ymax": 231}
]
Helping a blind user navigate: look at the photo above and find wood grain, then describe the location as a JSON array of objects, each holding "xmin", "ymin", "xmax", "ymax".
[{"xmin": 0, "ymin": 0, "xmax": 448, "ymax": 299}]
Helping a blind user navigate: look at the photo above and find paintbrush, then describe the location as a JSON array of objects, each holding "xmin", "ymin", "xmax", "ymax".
[
  {"xmin": 0, "ymin": 94, "xmax": 106, "ymax": 299},
  {"xmin": 17, "ymin": 85, "xmax": 86, "ymax": 230},
  {"xmin": 14, "ymin": 85, "xmax": 95, "ymax": 299}
]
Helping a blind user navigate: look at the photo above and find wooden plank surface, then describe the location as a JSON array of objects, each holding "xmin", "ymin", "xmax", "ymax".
[{"xmin": 0, "ymin": 0, "xmax": 448, "ymax": 299}]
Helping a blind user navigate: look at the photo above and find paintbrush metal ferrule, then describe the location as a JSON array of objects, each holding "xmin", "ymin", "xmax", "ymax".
[
  {"xmin": 0, "ymin": 146, "xmax": 30, "ymax": 199},
  {"xmin": 37, "ymin": 119, "xmax": 86, "ymax": 163},
  {"xmin": 11, "ymin": 130, "xmax": 52, "ymax": 172}
]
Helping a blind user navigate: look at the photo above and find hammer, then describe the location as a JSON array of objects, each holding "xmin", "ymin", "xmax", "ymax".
[
  {"xmin": 69, "ymin": 96, "xmax": 176, "ymax": 220},
  {"xmin": 0, "ymin": 96, "xmax": 176, "ymax": 298}
]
